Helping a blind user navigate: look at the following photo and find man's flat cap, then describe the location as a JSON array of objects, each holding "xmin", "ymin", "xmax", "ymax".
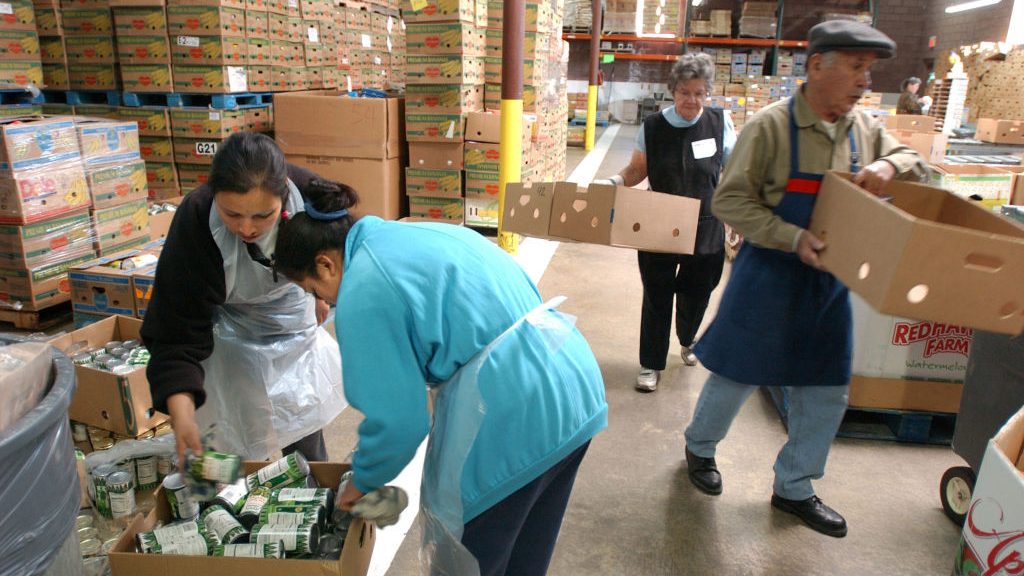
[{"xmin": 807, "ymin": 20, "xmax": 896, "ymax": 59}]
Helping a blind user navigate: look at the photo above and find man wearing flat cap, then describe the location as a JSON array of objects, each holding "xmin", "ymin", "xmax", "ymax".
[{"xmin": 681, "ymin": 20, "xmax": 927, "ymax": 537}]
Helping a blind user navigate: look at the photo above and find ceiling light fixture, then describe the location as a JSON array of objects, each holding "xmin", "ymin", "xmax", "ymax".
[{"xmin": 945, "ymin": 0, "xmax": 1001, "ymax": 14}]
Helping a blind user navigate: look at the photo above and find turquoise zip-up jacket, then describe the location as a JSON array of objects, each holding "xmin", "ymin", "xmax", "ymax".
[{"xmin": 336, "ymin": 216, "xmax": 608, "ymax": 522}]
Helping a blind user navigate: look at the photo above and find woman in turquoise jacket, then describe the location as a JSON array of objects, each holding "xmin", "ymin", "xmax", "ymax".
[{"xmin": 273, "ymin": 179, "xmax": 608, "ymax": 575}]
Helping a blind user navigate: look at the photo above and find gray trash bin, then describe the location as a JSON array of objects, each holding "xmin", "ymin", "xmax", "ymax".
[{"xmin": 0, "ymin": 334, "xmax": 80, "ymax": 576}]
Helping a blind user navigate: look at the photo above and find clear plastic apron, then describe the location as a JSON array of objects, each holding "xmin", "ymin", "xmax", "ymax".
[
  {"xmin": 419, "ymin": 296, "xmax": 576, "ymax": 575},
  {"xmin": 198, "ymin": 181, "xmax": 347, "ymax": 460}
]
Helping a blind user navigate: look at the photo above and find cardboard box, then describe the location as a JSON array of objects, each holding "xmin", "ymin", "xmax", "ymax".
[
  {"xmin": 485, "ymin": 28, "xmax": 538, "ymax": 60},
  {"xmin": 463, "ymin": 194, "xmax": 497, "ymax": 227},
  {"xmin": 138, "ymin": 135, "xmax": 173, "ymax": 162},
  {"xmin": 246, "ymin": 64, "xmax": 271, "ymax": 90},
  {"xmin": 39, "ymin": 36, "xmax": 65, "ymax": 65},
  {"xmin": 286, "ymin": 154, "xmax": 402, "ymax": 220},
  {"xmin": 464, "ymin": 169, "xmax": 500, "ymax": 197},
  {"xmin": 68, "ymin": 62, "xmax": 119, "ymax": 90},
  {"xmin": 0, "ymin": 29, "xmax": 40, "ymax": 60},
  {"xmin": 145, "ymin": 195, "xmax": 180, "ymax": 240},
  {"xmin": 930, "ymin": 163, "xmax": 1015, "ymax": 209},
  {"xmin": 108, "ymin": 462, "xmax": 375, "ymax": 575},
  {"xmin": 167, "ymin": 5, "xmax": 245, "ymax": 36},
  {"xmin": 86, "ymin": 159, "xmax": 148, "ymax": 209},
  {"xmin": 246, "ymin": 36, "xmax": 270, "ymax": 63},
  {"xmin": 172, "ymin": 64, "xmax": 248, "ymax": 93},
  {"xmin": 116, "ymin": 35, "xmax": 172, "ymax": 64},
  {"xmin": 34, "ymin": 6, "xmax": 62, "ymax": 35},
  {"xmin": 405, "ymin": 22, "xmax": 484, "ymax": 55},
  {"xmin": 243, "ymin": 105, "xmax": 272, "ymax": 132},
  {"xmin": 883, "ymin": 114, "xmax": 935, "ymax": 133},
  {"xmin": 112, "ymin": 6, "xmax": 167, "ymax": 36},
  {"xmin": 405, "ymin": 113, "xmax": 465, "ymax": 143},
  {"xmin": 465, "ymin": 111, "xmax": 533, "ymax": 145},
  {"xmin": 74, "ymin": 118, "xmax": 140, "ymax": 167},
  {"xmin": 172, "ymin": 137, "xmax": 220, "ymax": 165},
  {"xmin": 1, "ymin": 0, "xmax": 38, "ymax": 30},
  {"xmin": 406, "ymin": 54, "xmax": 483, "ymax": 85},
  {"xmin": 405, "ymin": 167, "xmax": 461, "ymax": 198},
  {"xmin": 64, "ymin": 34, "xmax": 116, "ymax": 63},
  {"xmin": 953, "ymin": 405, "xmax": 1024, "ymax": 575},
  {"xmin": 405, "ymin": 84, "xmax": 483, "ymax": 114},
  {"xmin": 408, "ymin": 142, "xmax": 463, "ymax": 170},
  {"xmin": 0, "ymin": 163, "xmax": 91, "ymax": 224},
  {"xmin": 0, "ymin": 208, "xmax": 93, "ymax": 270},
  {"xmin": 464, "ymin": 141, "xmax": 535, "ymax": 172},
  {"xmin": 402, "ymin": 0, "xmax": 483, "ymax": 26},
  {"xmin": 892, "ymin": 130, "xmax": 947, "ymax": 165},
  {"xmin": 0, "ymin": 116, "xmax": 81, "ymax": 174},
  {"xmin": 274, "ymin": 91, "xmax": 403, "ymax": 159},
  {"xmin": 269, "ymin": 65, "xmax": 302, "ymax": 91},
  {"xmin": 62, "ymin": 7, "xmax": 113, "ymax": 35},
  {"xmin": 69, "ymin": 249, "xmax": 153, "ymax": 317},
  {"xmin": 245, "ymin": 8, "xmax": 269, "ymax": 38},
  {"xmin": 50, "ymin": 314, "xmax": 168, "ymax": 436},
  {"xmin": 848, "ymin": 374, "xmax": 963, "ymax": 414},
  {"xmin": 809, "ymin": 171, "xmax": 1024, "ymax": 335},
  {"xmin": 268, "ymin": 12, "xmax": 303, "ymax": 42},
  {"xmin": 170, "ymin": 34, "xmax": 247, "ymax": 65},
  {"xmin": 170, "ymin": 107, "xmax": 245, "ymax": 137},
  {"xmin": 1001, "ymin": 165, "xmax": 1024, "ymax": 205},
  {"xmin": 144, "ymin": 161, "xmax": 178, "ymax": 191},
  {"xmin": 0, "ymin": 251, "xmax": 94, "ymax": 310},
  {"xmin": 175, "ymin": 162, "xmax": 208, "ymax": 189},
  {"xmin": 118, "ymin": 106, "xmax": 171, "ymax": 137},
  {"xmin": 408, "ymin": 194, "xmax": 463, "ymax": 222},
  {"xmin": 91, "ymin": 198, "xmax": 150, "ymax": 254},
  {"xmin": 0, "ymin": 60, "xmax": 43, "ymax": 86},
  {"xmin": 120, "ymin": 63, "xmax": 174, "ymax": 92},
  {"xmin": 975, "ymin": 118, "xmax": 1024, "ymax": 145},
  {"xmin": 269, "ymin": 39, "xmax": 303, "ymax": 66}
]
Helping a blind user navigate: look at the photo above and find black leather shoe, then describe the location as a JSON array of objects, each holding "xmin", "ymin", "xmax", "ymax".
[
  {"xmin": 771, "ymin": 494, "xmax": 848, "ymax": 538},
  {"xmin": 685, "ymin": 447, "xmax": 722, "ymax": 495}
]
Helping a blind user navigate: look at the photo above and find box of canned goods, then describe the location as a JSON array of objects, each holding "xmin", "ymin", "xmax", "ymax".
[{"xmin": 107, "ymin": 462, "xmax": 375, "ymax": 574}]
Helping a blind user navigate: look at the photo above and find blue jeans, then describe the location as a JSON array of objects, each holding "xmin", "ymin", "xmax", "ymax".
[{"xmin": 684, "ymin": 372, "xmax": 849, "ymax": 500}]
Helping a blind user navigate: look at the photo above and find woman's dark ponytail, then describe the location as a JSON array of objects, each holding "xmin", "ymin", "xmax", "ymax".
[{"xmin": 274, "ymin": 179, "xmax": 360, "ymax": 281}]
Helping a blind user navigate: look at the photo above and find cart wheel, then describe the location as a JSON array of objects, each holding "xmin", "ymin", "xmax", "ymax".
[{"xmin": 940, "ymin": 466, "xmax": 976, "ymax": 526}]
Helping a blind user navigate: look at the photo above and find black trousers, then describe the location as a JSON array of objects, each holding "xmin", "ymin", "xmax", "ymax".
[
  {"xmin": 282, "ymin": 429, "xmax": 328, "ymax": 462},
  {"xmin": 638, "ymin": 250, "xmax": 726, "ymax": 371},
  {"xmin": 461, "ymin": 441, "xmax": 590, "ymax": 576}
]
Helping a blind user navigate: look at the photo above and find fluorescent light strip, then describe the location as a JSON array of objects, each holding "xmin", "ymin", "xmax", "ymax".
[{"xmin": 945, "ymin": 0, "xmax": 1001, "ymax": 14}]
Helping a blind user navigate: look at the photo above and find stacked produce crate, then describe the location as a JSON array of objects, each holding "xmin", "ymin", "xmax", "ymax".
[
  {"xmin": 639, "ymin": 0, "xmax": 676, "ymax": 36},
  {"xmin": 1, "ymin": 0, "xmax": 44, "ymax": 114},
  {"xmin": 738, "ymin": 1, "xmax": 774, "ymax": 38}
]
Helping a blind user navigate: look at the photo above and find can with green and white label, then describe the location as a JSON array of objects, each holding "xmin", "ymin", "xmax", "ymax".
[
  {"xmin": 200, "ymin": 504, "xmax": 249, "ymax": 545},
  {"xmin": 90, "ymin": 464, "xmax": 117, "ymax": 518},
  {"xmin": 212, "ymin": 541, "xmax": 285, "ymax": 558},
  {"xmin": 246, "ymin": 452, "xmax": 310, "ymax": 490},
  {"xmin": 135, "ymin": 455, "xmax": 159, "ymax": 490},
  {"xmin": 250, "ymin": 522, "xmax": 319, "ymax": 556},
  {"xmin": 188, "ymin": 450, "xmax": 242, "ymax": 484},
  {"xmin": 258, "ymin": 503, "xmax": 325, "ymax": 528},
  {"xmin": 238, "ymin": 486, "xmax": 271, "ymax": 529},
  {"xmin": 214, "ymin": 479, "xmax": 250, "ymax": 515},
  {"xmin": 137, "ymin": 520, "xmax": 213, "ymax": 554},
  {"xmin": 139, "ymin": 533, "xmax": 210, "ymax": 556},
  {"xmin": 108, "ymin": 471, "xmax": 136, "ymax": 519},
  {"xmin": 271, "ymin": 487, "xmax": 333, "ymax": 510},
  {"xmin": 162, "ymin": 473, "xmax": 200, "ymax": 520}
]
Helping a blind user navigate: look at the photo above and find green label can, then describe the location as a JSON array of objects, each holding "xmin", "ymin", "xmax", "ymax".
[
  {"xmin": 251, "ymin": 522, "xmax": 319, "ymax": 556},
  {"xmin": 258, "ymin": 503, "xmax": 324, "ymax": 528},
  {"xmin": 214, "ymin": 479, "xmax": 250, "ymax": 515},
  {"xmin": 212, "ymin": 542, "xmax": 284, "ymax": 558},
  {"xmin": 200, "ymin": 504, "xmax": 249, "ymax": 545},
  {"xmin": 137, "ymin": 520, "xmax": 211, "ymax": 554},
  {"xmin": 188, "ymin": 451, "xmax": 242, "ymax": 484},
  {"xmin": 238, "ymin": 486, "xmax": 271, "ymax": 529},
  {"xmin": 271, "ymin": 487, "xmax": 332, "ymax": 510},
  {"xmin": 162, "ymin": 473, "xmax": 200, "ymax": 520},
  {"xmin": 90, "ymin": 464, "xmax": 117, "ymax": 518},
  {"xmin": 135, "ymin": 455, "xmax": 159, "ymax": 490},
  {"xmin": 107, "ymin": 471, "xmax": 136, "ymax": 519},
  {"xmin": 246, "ymin": 452, "xmax": 310, "ymax": 490}
]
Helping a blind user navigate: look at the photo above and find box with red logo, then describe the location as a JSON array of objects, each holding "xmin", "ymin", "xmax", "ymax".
[
  {"xmin": 0, "ymin": 164, "xmax": 92, "ymax": 224},
  {"xmin": 175, "ymin": 162, "xmax": 208, "ymax": 190},
  {"xmin": 90, "ymin": 198, "xmax": 151, "ymax": 255},
  {"xmin": 408, "ymin": 195, "xmax": 464, "ymax": 223},
  {"xmin": 62, "ymin": 7, "xmax": 114, "ymax": 35},
  {"xmin": 405, "ymin": 22, "xmax": 484, "ymax": 55},
  {"xmin": 167, "ymin": 5, "xmax": 245, "ymax": 36},
  {"xmin": 0, "ymin": 250, "xmax": 95, "ymax": 311},
  {"xmin": 171, "ymin": 64, "xmax": 248, "ymax": 93},
  {"xmin": 170, "ymin": 34, "xmax": 247, "ymax": 65},
  {"xmin": 0, "ymin": 209, "xmax": 94, "ymax": 271},
  {"xmin": 64, "ymin": 35, "xmax": 116, "ymax": 63},
  {"xmin": 172, "ymin": 137, "xmax": 220, "ymax": 165},
  {"xmin": 246, "ymin": 36, "xmax": 270, "ymax": 64},
  {"xmin": 169, "ymin": 107, "xmax": 245, "ymax": 138},
  {"xmin": 953, "ymin": 406, "xmax": 1024, "ymax": 576},
  {"xmin": 811, "ymin": 171, "xmax": 1024, "ymax": 336},
  {"xmin": 138, "ymin": 135, "xmax": 173, "ymax": 162},
  {"xmin": 120, "ymin": 63, "xmax": 174, "ymax": 92},
  {"xmin": 1, "ymin": 0, "xmax": 38, "ymax": 31},
  {"xmin": 401, "ymin": 0, "xmax": 484, "ymax": 26},
  {"xmin": 68, "ymin": 62, "xmax": 119, "ymax": 90},
  {"xmin": 405, "ymin": 167, "xmax": 461, "ymax": 198},
  {"xmin": 406, "ymin": 113, "xmax": 466, "ymax": 142},
  {"xmin": 118, "ymin": 106, "xmax": 171, "ymax": 137},
  {"xmin": 0, "ymin": 29, "xmax": 40, "ymax": 61},
  {"xmin": 405, "ymin": 84, "xmax": 483, "ymax": 114},
  {"xmin": 112, "ymin": 6, "xmax": 168, "ymax": 36},
  {"xmin": 406, "ymin": 54, "xmax": 483, "ymax": 85},
  {"xmin": 144, "ymin": 161, "xmax": 179, "ymax": 194},
  {"xmin": 116, "ymin": 36, "xmax": 172, "ymax": 64},
  {"xmin": 245, "ymin": 9, "xmax": 269, "ymax": 38},
  {"xmin": 86, "ymin": 159, "xmax": 148, "ymax": 210}
]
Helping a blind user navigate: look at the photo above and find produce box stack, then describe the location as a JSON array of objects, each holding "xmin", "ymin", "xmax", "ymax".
[
  {"xmin": 461, "ymin": 111, "xmax": 533, "ymax": 227},
  {"xmin": 0, "ymin": 116, "xmax": 94, "ymax": 313},
  {"xmin": 530, "ymin": 0, "xmax": 568, "ymax": 182},
  {"xmin": 298, "ymin": 0, "xmax": 338, "ymax": 90},
  {"xmin": 601, "ymin": 0, "xmax": 633, "ymax": 34},
  {"xmin": 1, "ymin": 0, "xmax": 45, "ymax": 90},
  {"xmin": 35, "ymin": 0, "xmax": 69, "ymax": 90},
  {"xmin": 401, "ymin": 0, "xmax": 487, "ymax": 223},
  {"xmin": 640, "ymin": 0, "xmax": 676, "ymax": 35},
  {"xmin": 112, "ymin": 0, "xmax": 173, "ymax": 94},
  {"xmin": 166, "ymin": 0, "xmax": 248, "ymax": 94},
  {"xmin": 169, "ymin": 106, "xmax": 245, "ymax": 191},
  {"xmin": 62, "ymin": 0, "xmax": 121, "ymax": 91},
  {"xmin": 738, "ymin": 1, "xmax": 775, "ymax": 38},
  {"xmin": 118, "ymin": 105, "xmax": 180, "ymax": 197},
  {"xmin": 73, "ymin": 117, "xmax": 152, "ymax": 257},
  {"xmin": 265, "ymin": 0, "xmax": 305, "ymax": 91}
]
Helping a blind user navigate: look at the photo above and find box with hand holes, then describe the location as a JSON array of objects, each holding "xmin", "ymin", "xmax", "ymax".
[
  {"xmin": 49, "ymin": 314, "xmax": 167, "ymax": 436},
  {"xmin": 810, "ymin": 171, "xmax": 1024, "ymax": 336}
]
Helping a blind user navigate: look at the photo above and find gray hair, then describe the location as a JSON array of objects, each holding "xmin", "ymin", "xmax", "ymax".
[{"xmin": 668, "ymin": 52, "xmax": 715, "ymax": 93}]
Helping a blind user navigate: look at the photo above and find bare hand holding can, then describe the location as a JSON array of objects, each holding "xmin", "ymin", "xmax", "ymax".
[{"xmin": 167, "ymin": 392, "xmax": 203, "ymax": 470}]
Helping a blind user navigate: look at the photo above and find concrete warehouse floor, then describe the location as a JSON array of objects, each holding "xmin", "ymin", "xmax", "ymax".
[{"xmin": 321, "ymin": 125, "xmax": 966, "ymax": 575}]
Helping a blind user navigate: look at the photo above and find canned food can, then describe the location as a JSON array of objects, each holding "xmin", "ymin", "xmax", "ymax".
[
  {"xmin": 316, "ymin": 533, "xmax": 344, "ymax": 560},
  {"xmin": 123, "ymin": 339, "xmax": 141, "ymax": 350},
  {"xmin": 157, "ymin": 454, "xmax": 174, "ymax": 478},
  {"xmin": 121, "ymin": 253, "xmax": 159, "ymax": 271},
  {"xmin": 140, "ymin": 533, "xmax": 210, "ymax": 556},
  {"xmin": 77, "ymin": 526, "xmax": 99, "ymax": 542},
  {"xmin": 91, "ymin": 436, "xmax": 114, "ymax": 452},
  {"xmin": 101, "ymin": 537, "xmax": 121, "ymax": 555},
  {"xmin": 272, "ymin": 487, "xmax": 333, "ymax": 510},
  {"xmin": 75, "ymin": 514, "xmax": 94, "ymax": 530},
  {"xmin": 72, "ymin": 422, "xmax": 89, "ymax": 442},
  {"xmin": 163, "ymin": 473, "xmax": 200, "ymax": 520},
  {"xmin": 71, "ymin": 353, "xmax": 92, "ymax": 366},
  {"xmin": 112, "ymin": 364, "xmax": 136, "ymax": 376},
  {"xmin": 80, "ymin": 538, "xmax": 103, "ymax": 558},
  {"xmin": 135, "ymin": 455, "xmax": 159, "ymax": 489},
  {"xmin": 91, "ymin": 464, "xmax": 117, "ymax": 518},
  {"xmin": 258, "ymin": 504, "xmax": 324, "ymax": 528},
  {"xmin": 214, "ymin": 479, "xmax": 250, "ymax": 515},
  {"xmin": 251, "ymin": 522, "xmax": 319, "ymax": 555},
  {"xmin": 137, "ymin": 520, "xmax": 207, "ymax": 551},
  {"xmin": 188, "ymin": 451, "xmax": 242, "ymax": 484},
  {"xmin": 104, "ymin": 358, "xmax": 127, "ymax": 371},
  {"xmin": 238, "ymin": 487, "xmax": 271, "ymax": 529},
  {"xmin": 303, "ymin": 474, "xmax": 321, "ymax": 488},
  {"xmin": 93, "ymin": 354, "xmax": 113, "ymax": 366},
  {"xmin": 104, "ymin": 341, "xmax": 123, "ymax": 353},
  {"xmin": 108, "ymin": 471, "xmax": 136, "ymax": 519},
  {"xmin": 212, "ymin": 541, "xmax": 284, "ymax": 558},
  {"xmin": 200, "ymin": 504, "xmax": 250, "ymax": 545},
  {"xmin": 246, "ymin": 452, "xmax": 310, "ymax": 490},
  {"xmin": 114, "ymin": 459, "xmax": 136, "ymax": 486},
  {"xmin": 109, "ymin": 347, "xmax": 127, "ymax": 358}
]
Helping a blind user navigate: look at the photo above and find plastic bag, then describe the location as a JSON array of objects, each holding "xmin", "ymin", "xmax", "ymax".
[{"xmin": 0, "ymin": 342, "xmax": 53, "ymax": 433}]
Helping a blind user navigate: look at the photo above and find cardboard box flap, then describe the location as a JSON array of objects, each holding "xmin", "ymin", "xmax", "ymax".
[
  {"xmin": 811, "ymin": 171, "xmax": 1024, "ymax": 335},
  {"xmin": 608, "ymin": 186, "xmax": 699, "ymax": 253},
  {"xmin": 549, "ymin": 183, "xmax": 612, "ymax": 245},
  {"xmin": 274, "ymin": 91, "xmax": 403, "ymax": 159},
  {"xmin": 502, "ymin": 181, "xmax": 562, "ymax": 238}
]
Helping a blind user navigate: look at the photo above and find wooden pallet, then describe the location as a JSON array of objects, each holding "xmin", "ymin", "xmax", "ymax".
[{"xmin": 0, "ymin": 301, "xmax": 73, "ymax": 331}]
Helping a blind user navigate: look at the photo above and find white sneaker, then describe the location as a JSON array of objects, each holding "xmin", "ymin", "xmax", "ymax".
[
  {"xmin": 636, "ymin": 368, "xmax": 658, "ymax": 392},
  {"xmin": 681, "ymin": 346, "xmax": 698, "ymax": 366}
]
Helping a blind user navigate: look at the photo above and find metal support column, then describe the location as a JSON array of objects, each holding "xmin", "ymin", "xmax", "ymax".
[
  {"xmin": 585, "ymin": 0, "xmax": 601, "ymax": 150},
  {"xmin": 497, "ymin": 0, "xmax": 525, "ymax": 254}
]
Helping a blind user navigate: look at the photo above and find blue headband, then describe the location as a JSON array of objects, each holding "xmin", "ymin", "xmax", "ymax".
[{"xmin": 304, "ymin": 201, "xmax": 348, "ymax": 222}]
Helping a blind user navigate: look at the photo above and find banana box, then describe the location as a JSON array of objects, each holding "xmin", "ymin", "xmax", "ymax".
[
  {"xmin": 0, "ymin": 29, "xmax": 40, "ymax": 60},
  {"xmin": 138, "ymin": 135, "xmax": 173, "ymax": 162},
  {"xmin": 463, "ymin": 194, "xmax": 498, "ymax": 228},
  {"xmin": 247, "ymin": 37, "xmax": 270, "ymax": 64},
  {"xmin": 464, "ymin": 141, "xmax": 535, "ymax": 173},
  {"xmin": 405, "ymin": 22, "xmax": 484, "ymax": 56},
  {"xmin": 246, "ymin": 0, "xmax": 269, "ymax": 10},
  {"xmin": 64, "ymin": 34, "xmax": 116, "ymax": 63},
  {"xmin": 86, "ymin": 159, "xmax": 148, "ymax": 210},
  {"xmin": 405, "ymin": 167, "xmax": 462, "ymax": 198},
  {"xmin": 402, "ymin": 0, "xmax": 484, "ymax": 27},
  {"xmin": 406, "ymin": 84, "xmax": 483, "ymax": 115},
  {"xmin": 270, "ymin": 65, "xmax": 302, "ymax": 90},
  {"xmin": 116, "ymin": 36, "xmax": 172, "ymax": 64},
  {"xmin": 68, "ymin": 62, "xmax": 119, "ymax": 90},
  {"xmin": 0, "ymin": 163, "xmax": 91, "ymax": 224},
  {"xmin": 485, "ymin": 82, "xmax": 536, "ymax": 112},
  {"xmin": 91, "ymin": 198, "xmax": 151, "ymax": 255},
  {"xmin": 62, "ymin": 7, "xmax": 113, "ymax": 35},
  {"xmin": 167, "ymin": 5, "xmax": 244, "ymax": 36},
  {"xmin": 303, "ymin": 42, "xmax": 324, "ymax": 66},
  {"xmin": 485, "ymin": 28, "xmax": 540, "ymax": 60},
  {"xmin": 269, "ymin": 39, "xmax": 303, "ymax": 66},
  {"xmin": 120, "ymin": 64, "xmax": 174, "ymax": 92},
  {"xmin": 112, "ymin": 7, "xmax": 167, "ymax": 36},
  {"xmin": 247, "ymin": 64, "xmax": 271, "ymax": 90},
  {"xmin": 74, "ymin": 118, "xmax": 140, "ymax": 167},
  {"xmin": 169, "ymin": 107, "xmax": 245, "ymax": 137},
  {"xmin": 485, "ymin": 57, "xmax": 536, "ymax": 85},
  {"xmin": 406, "ymin": 113, "xmax": 466, "ymax": 143},
  {"xmin": 0, "ymin": 60, "xmax": 43, "ymax": 87},
  {"xmin": 268, "ymin": 12, "xmax": 303, "ymax": 42},
  {"xmin": 0, "ymin": 209, "xmax": 94, "ymax": 271},
  {"xmin": 266, "ymin": 0, "xmax": 300, "ymax": 17},
  {"xmin": 464, "ymin": 169, "xmax": 499, "ymax": 198},
  {"xmin": 0, "ymin": 116, "xmax": 81, "ymax": 175},
  {"xmin": 42, "ymin": 63, "xmax": 70, "ymax": 89},
  {"xmin": 0, "ymin": 0, "xmax": 37, "ymax": 31},
  {"xmin": 243, "ymin": 105, "xmax": 272, "ymax": 132},
  {"xmin": 171, "ymin": 34, "xmax": 247, "ymax": 65},
  {"xmin": 408, "ymin": 195, "xmax": 464, "ymax": 223},
  {"xmin": 144, "ymin": 161, "xmax": 178, "ymax": 193},
  {"xmin": 33, "ymin": 6, "xmax": 62, "ymax": 34},
  {"xmin": 245, "ymin": 9, "xmax": 269, "ymax": 38},
  {"xmin": 175, "ymin": 163, "xmax": 208, "ymax": 190},
  {"xmin": 171, "ymin": 64, "xmax": 248, "ymax": 93},
  {"xmin": 118, "ymin": 106, "xmax": 171, "ymax": 138},
  {"xmin": 0, "ymin": 250, "xmax": 95, "ymax": 311},
  {"xmin": 172, "ymin": 137, "xmax": 220, "ymax": 166},
  {"xmin": 406, "ymin": 54, "xmax": 483, "ymax": 85},
  {"xmin": 486, "ymin": 0, "xmax": 546, "ymax": 32}
]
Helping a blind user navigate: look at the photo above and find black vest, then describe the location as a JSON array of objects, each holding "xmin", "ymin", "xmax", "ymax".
[{"xmin": 643, "ymin": 107, "xmax": 725, "ymax": 255}]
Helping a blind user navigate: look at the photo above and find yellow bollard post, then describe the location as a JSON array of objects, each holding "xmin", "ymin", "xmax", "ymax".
[{"xmin": 497, "ymin": 0, "xmax": 525, "ymax": 255}]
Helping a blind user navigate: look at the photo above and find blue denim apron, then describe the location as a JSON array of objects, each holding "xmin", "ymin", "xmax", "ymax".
[{"xmin": 694, "ymin": 99, "xmax": 856, "ymax": 387}]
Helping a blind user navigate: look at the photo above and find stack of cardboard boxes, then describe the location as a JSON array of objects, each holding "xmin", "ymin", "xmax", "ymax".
[
  {"xmin": 63, "ymin": 0, "xmax": 120, "ymax": 91},
  {"xmin": 0, "ymin": 116, "xmax": 94, "ymax": 313},
  {"xmin": 639, "ymin": 0, "xmax": 676, "ymax": 35},
  {"xmin": 461, "ymin": 111, "xmax": 534, "ymax": 226},
  {"xmin": 601, "ymin": 0, "xmax": 634, "ymax": 34},
  {"xmin": 0, "ymin": 0, "xmax": 44, "ymax": 96},
  {"xmin": 112, "ymin": 0, "xmax": 173, "ymax": 94},
  {"xmin": 335, "ymin": 6, "xmax": 403, "ymax": 91},
  {"xmin": 737, "ymin": 1, "xmax": 774, "ymax": 38},
  {"xmin": 401, "ymin": 0, "xmax": 486, "ymax": 223},
  {"xmin": 34, "ymin": 0, "xmax": 67, "ymax": 91}
]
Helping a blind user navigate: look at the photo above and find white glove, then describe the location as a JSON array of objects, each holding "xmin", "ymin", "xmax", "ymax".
[{"xmin": 350, "ymin": 486, "xmax": 409, "ymax": 528}]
